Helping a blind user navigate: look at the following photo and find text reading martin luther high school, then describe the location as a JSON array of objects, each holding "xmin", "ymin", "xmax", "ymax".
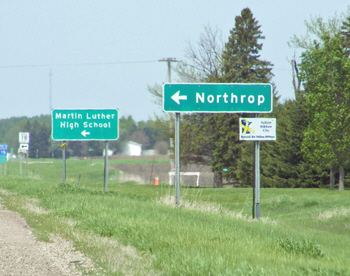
[{"xmin": 55, "ymin": 111, "xmax": 116, "ymax": 130}]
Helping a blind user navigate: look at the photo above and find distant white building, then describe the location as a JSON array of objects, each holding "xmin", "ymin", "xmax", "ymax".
[
  {"xmin": 123, "ymin": 141, "xmax": 142, "ymax": 156},
  {"xmin": 7, "ymin": 153, "xmax": 16, "ymax": 160},
  {"xmin": 103, "ymin": 149, "xmax": 114, "ymax": 157}
]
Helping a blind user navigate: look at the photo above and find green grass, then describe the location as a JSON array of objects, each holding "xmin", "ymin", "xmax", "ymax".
[
  {"xmin": 108, "ymin": 158, "xmax": 170, "ymax": 165},
  {"xmin": 4, "ymin": 156, "xmax": 169, "ymax": 181},
  {"xmin": 0, "ymin": 158, "xmax": 350, "ymax": 275}
]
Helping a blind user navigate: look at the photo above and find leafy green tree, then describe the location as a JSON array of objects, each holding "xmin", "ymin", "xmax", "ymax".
[
  {"xmin": 341, "ymin": 16, "xmax": 350, "ymax": 55},
  {"xmin": 0, "ymin": 115, "xmax": 52, "ymax": 158},
  {"xmin": 289, "ymin": 12, "xmax": 350, "ymax": 189},
  {"xmin": 109, "ymin": 115, "xmax": 137, "ymax": 154},
  {"xmin": 289, "ymin": 13, "xmax": 344, "ymax": 50},
  {"xmin": 38, "ymin": 123, "xmax": 51, "ymax": 158},
  {"xmin": 2, "ymin": 119, "xmax": 23, "ymax": 153},
  {"xmin": 87, "ymin": 141, "xmax": 104, "ymax": 156},
  {"xmin": 180, "ymin": 113, "xmax": 215, "ymax": 164},
  {"xmin": 299, "ymin": 33, "xmax": 350, "ymax": 190},
  {"xmin": 137, "ymin": 119, "xmax": 167, "ymax": 150},
  {"xmin": 23, "ymin": 120, "xmax": 31, "ymax": 132},
  {"xmin": 260, "ymin": 97, "xmax": 328, "ymax": 188},
  {"xmin": 28, "ymin": 120, "xmax": 51, "ymax": 158},
  {"xmin": 30, "ymin": 120, "xmax": 39, "ymax": 156},
  {"xmin": 68, "ymin": 141, "xmax": 85, "ymax": 157}
]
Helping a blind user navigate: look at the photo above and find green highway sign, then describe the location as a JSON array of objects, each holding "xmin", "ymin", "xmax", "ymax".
[
  {"xmin": 52, "ymin": 109, "xmax": 119, "ymax": 141},
  {"xmin": 163, "ymin": 83, "xmax": 273, "ymax": 113}
]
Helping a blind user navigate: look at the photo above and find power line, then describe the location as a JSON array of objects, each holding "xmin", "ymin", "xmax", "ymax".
[{"xmin": 0, "ymin": 60, "xmax": 159, "ymax": 69}]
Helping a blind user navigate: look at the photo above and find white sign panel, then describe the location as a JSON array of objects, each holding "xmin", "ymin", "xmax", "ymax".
[
  {"xmin": 18, "ymin": 148, "xmax": 27, "ymax": 154},
  {"xmin": 19, "ymin": 132, "xmax": 30, "ymax": 143},
  {"xmin": 20, "ymin": 144, "xmax": 29, "ymax": 150},
  {"xmin": 239, "ymin": 118, "xmax": 276, "ymax": 141}
]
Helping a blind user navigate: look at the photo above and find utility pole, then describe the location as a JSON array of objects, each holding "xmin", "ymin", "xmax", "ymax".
[
  {"xmin": 159, "ymin": 57, "xmax": 179, "ymax": 168},
  {"xmin": 159, "ymin": 58, "xmax": 179, "ymax": 83},
  {"xmin": 159, "ymin": 57, "xmax": 181, "ymax": 204},
  {"xmin": 49, "ymin": 69, "xmax": 53, "ymax": 113},
  {"xmin": 49, "ymin": 69, "xmax": 54, "ymax": 159}
]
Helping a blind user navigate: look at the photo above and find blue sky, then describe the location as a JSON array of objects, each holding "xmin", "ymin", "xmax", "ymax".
[{"xmin": 0, "ymin": 1, "xmax": 349, "ymax": 122}]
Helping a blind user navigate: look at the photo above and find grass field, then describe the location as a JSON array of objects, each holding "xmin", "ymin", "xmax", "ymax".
[{"xmin": 0, "ymin": 157, "xmax": 349, "ymax": 275}]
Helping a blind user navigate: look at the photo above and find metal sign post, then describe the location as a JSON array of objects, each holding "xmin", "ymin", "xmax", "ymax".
[
  {"xmin": 36, "ymin": 149, "xmax": 39, "ymax": 179},
  {"xmin": 104, "ymin": 141, "xmax": 109, "ymax": 192},
  {"xmin": 61, "ymin": 142, "xmax": 66, "ymax": 183},
  {"xmin": 20, "ymin": 152, "xmax": 23, "ymax": 176},
  {"xmin": 175, "ymin": 113, "xmax": 180, "ymax": 205},
  {"xmin": 254, "ymin": 135, "xmax": 261, "ymax": 219},
  {"xmin": 26, "ymin": 149, "xmax": 29, "ymax": 177},
  {"xmin": 252, "ymin": 140, "xmax": 256, "ymax": 219}
]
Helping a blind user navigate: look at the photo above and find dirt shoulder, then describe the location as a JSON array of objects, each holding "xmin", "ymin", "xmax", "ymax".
[{"xmin": 0, "ymin": 196, "xmax": 93, "ymax": 276}]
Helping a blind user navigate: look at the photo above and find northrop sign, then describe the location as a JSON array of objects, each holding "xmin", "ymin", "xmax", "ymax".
[{"xmin": 163, "ymin": 83, "xmax": 273, "ymax": 113}]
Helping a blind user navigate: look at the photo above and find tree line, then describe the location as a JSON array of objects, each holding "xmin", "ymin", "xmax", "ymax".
[
  {"xmin": 149, "ymin": 8, "xmax": 350, "ymax": 189},
  {"xmin": 0, "ymin": 115, "xmax": 168, "ymax": 159}
]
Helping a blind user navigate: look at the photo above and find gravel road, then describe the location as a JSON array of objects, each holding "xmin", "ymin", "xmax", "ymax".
[{"xmin": 0, "ymin": 196, "xmax": 95, "ymax": 276}]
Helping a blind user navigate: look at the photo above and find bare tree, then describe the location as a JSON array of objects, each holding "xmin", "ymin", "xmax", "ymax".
[
  {"xmin": 176, "ymin": 25, "xmax": 224, "ymax": 82},
  {"xmin": 148, "ymin": 25, "xmax": 224, "ymax": 108},
  {"xmin": 154, "ymin": 141, "xmax": 169, "ymax": 155},
  {"xmin": 129, "ymin": 131, "xmax": 151, "ymax": 150},
  {"xmin": 147, "ymin": 83, "xmax": 163, "ymax": 107}
]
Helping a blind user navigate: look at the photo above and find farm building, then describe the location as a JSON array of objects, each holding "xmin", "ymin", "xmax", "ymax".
[
  {"xmin": 123, "ymin": 141, "xmax": 142, "ymax": 156},
  {"xmin": 103, "ymin": 149, "xmax": 113, "ymax": 157}
]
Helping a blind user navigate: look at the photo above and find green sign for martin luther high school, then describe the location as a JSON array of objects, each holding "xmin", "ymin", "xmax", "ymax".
[
  {"xmin": 52, "ymin": 109, "xmax": 119, "ymax": 141},
  {"xmin": 163, "ymin": 83, "xmax": 273, "ymax": 113}
]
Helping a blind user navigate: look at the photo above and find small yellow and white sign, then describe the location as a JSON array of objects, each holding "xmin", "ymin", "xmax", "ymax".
[{"xmin": 239, "ymin": 118, "xmax": 276, "ymax": 141}]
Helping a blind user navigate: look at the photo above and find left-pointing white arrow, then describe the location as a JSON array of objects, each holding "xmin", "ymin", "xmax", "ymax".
[
  {"xmin": 81, "ymin": 130, "xmax": 90, "ymax": 137},
  {"xmin": 171, "ymin": 91, "xmax": 187, "ymax": 105}
]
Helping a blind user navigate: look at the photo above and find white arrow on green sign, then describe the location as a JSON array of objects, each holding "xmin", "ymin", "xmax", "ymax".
[
  {"xmin": 51, "ymin": 109, "xmax": 119, "ymax": 141},
  {"xmin": 163, "ymin": 83, "xmax": 273, "ymax": 113}
]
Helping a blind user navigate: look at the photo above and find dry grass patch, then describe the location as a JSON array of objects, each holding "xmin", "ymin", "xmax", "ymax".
[
  {"xmin": 318, "ymin": 208, "xmax": 350, "ymax": 220},
  {"xmin": 0, "ymin": 188, "xmax": 16, "ymax": 196},
  {"xmin": 156, "ymin": 195, "xmax": 277, "ymax": 224},
  {"xmin": 72, "ymin": 232, "xmax": 161, "ymax": 276},
  {"xmin": 25, "ymin": 198, "xmax": 51, "ymax": 215}
]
